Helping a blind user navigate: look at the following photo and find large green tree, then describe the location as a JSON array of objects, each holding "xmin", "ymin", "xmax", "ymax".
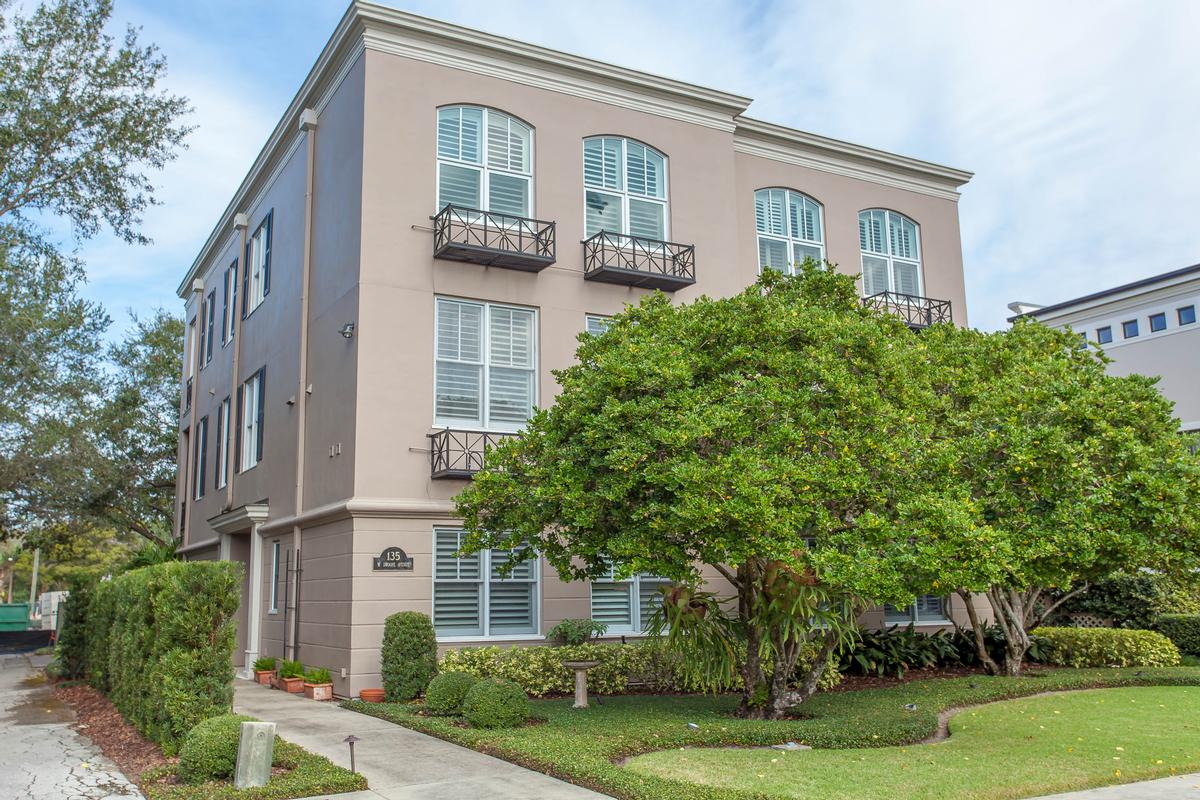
[
  {"xmin": 456, "ymin": 266, "xmax": 945, "ymax": 718},
  {"xmin": 0, "ymin": 0, "xmax": 189, "ymax": 543}
]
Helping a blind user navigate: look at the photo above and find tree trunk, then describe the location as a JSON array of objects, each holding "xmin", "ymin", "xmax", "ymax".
[
  {"xmin": 735, "ymin": 560, "xmax": 766, "ymax": 718},
  {"xmin": 985, "ymin": 586, "xmax": 1033, "ymax": 676},
  {"xmin": 958, "ymin": 588, "xmax": 1001, "ymax": 675}
]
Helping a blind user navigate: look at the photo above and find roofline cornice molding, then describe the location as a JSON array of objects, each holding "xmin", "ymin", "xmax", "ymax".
[
  {"xmin": 178, "ymin": 1, "xmax": 973, "ymax": 295},
  {"xmin": 733, "ymin": 117, "xmax": 973, "ymax": 202},
  {"xmin": 1012, "ymin": 263, "xmax": 1200, "ymax": 323}
]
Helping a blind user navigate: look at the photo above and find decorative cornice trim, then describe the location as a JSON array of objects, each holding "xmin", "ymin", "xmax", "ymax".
[
  {"xmin": 733, "ymin": 117, "xmax": 972, "ymax": 202},
  {"xmin": 178, "ymin": 536, "xmax": 221, "ymax": 555},
  {"xmin": 257, "ymin": 496, "xmax": 458, "ymax": 534},
  {"xmin": 208, "ymin": 503, "xmax": 270, "ymax": 534}
]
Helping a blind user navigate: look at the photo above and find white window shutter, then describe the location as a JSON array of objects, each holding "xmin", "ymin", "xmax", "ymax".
[
  {"xmin": 862, "ymin": 255, "xmax": 890, "ymax": 296},
  {"xmin": 435, "ymin": 300, "xmax": 483, "ymax": 424},
  {"xmin": 487, "ymin": 307, "xmax": 535, "ymax": 427},
  {"xmin": 893, "ymin": 261, "xmax": 920, "ymax": 297},
  {"xmin": 433, "ymin": 529, "xmax": 482, "ymax": 636},
  {"xmin": 591, "ymin": 582, "xmax": 633, "ymax": 629},
  {"xmin": 638, "ymin": 578, "xmax": 668, "ymax": 630},
  {"xmin": 758, "ymin": 237, "xmax": 789, "ymax": 272}
]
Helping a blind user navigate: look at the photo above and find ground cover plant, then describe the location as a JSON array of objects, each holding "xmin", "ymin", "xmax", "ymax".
[
  {"xmin": 343, "ymin": 666, "xmax": 1200, "ymax": 800},
  {"xmin": 629, "ymin": 685, "xmax": 1200, "ymax": 800}
]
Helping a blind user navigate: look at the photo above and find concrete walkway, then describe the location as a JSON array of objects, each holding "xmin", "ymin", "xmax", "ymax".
[
  {"xmin": 1030, "ymin": 773, "xmax": 1200, "ymax": 799},
  {"xmin": 0, "ymin": 652, "xmax": 142, "ymax": 799},
  {"xmin": 232, "ymin": 679, "xmax": 608, "ymax": 799}
]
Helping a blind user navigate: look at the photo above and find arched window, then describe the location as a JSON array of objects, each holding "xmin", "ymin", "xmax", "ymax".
[
  {"xmin": 754, "ymin": 188, "xmax": 824, "ymax": 273},
  {"xmin": 436, "ymin": 106, "xmax": 532, "ymax": 217},
  {"xmin": 583, "ymin": 137, "xmax": 668, "ymax": 240},
  {"xmin": 859, "ymin": 209, "xmax": 922, "ymax": 296}
]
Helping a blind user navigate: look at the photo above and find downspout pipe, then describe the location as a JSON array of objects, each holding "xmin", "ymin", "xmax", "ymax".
[{"xmin": 290, "ymin": 107, "xmax": 319, "ymax": 661}]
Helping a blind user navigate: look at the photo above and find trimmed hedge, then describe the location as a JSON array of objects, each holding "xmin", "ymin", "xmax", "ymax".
[
  {"xmin": 82, "ymin": 561, "xmax": 241, "ymax": 754},
  {"xmin": 461, "ymin": 678, "xmax": 529, "ymax": 729},
  {"xmin": 1035, "ymin": 626, "xmax": 1181, "ymax": 668},
  {"xmin": 1158, "ymin": 614, "xmax": 1200, "ymax": 656},
  {"xmin": 381, "ymin": 611, "xmax": 438, "ymax": 702},
  {"xmin": 440, "ymin": 639, "xmax": 841, "ymax": 698},
  {"xmin": 425, "ymin": 671, "xmax": 479, "ymax": 716},
  {"xmin": 54, "ymin": 580, "xmax": 92, "ymax": 679},
  {"xmin": 177, "ymin": 714, "xmax": 261, "ymax": 784}
]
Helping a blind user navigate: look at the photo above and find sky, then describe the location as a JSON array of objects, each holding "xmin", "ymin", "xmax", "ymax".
[{"xmin": 67, "ymin": 0, "xmax": 1200, "ymax": 334}]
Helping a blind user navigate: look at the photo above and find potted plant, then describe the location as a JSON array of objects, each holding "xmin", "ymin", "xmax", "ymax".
[
  {"xmin": 359, "ymin": 687, "xmax": 385, "ymax": 703},
  {"xmin": 274, "ymin": 659, "xmax": 305, "ymax": 693},
  {"xmin": 252, "ymin": 656, "xmax": 277, "ymax": 686},
  {"xmin": 303, "ymin": 667, "xmax": 334, "ymax": 701}
]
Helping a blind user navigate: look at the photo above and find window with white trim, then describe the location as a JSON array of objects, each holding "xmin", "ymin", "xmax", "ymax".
[
  {"xmin": 215, "ymin": 397, "xmax": 230, "ymax": 490},
  {"xmin": 584, "ymin": 314, "xmax": 611, "ymax": 336},
  {"xmin": 437, "ymin": 106, "xmax": 532, "ymax": 218},
  {"xmin": 884, "ymin": 594, "xmax": 949, "ymax": 625},
  {"xmin": 583, "ymin": 137, "xmax": 668, "ymax": 241},
  {"xmin": 244, "ymin": 213, "xmax": 271, "ymax": 317},
  {"xmin": 201, "ymin": 290, "xmax": 215, "ymax": 367},
  {"xmin": 859, "ymin": 209, "xmax": 922, "ymax": 297},
  {"xmin": 222, "ymin": 259, "xmax": 237, "ymax": 345},
  {"xmin": 192, "ymin": 416, "xmax": 208, "ymax": 501},
  {"xmin": 755, "ymin": 188, "xmax": 824, "ymax": 274},
  {"xmin": 433, "ymin": 527, "xmax": 539, "ymax": 637},
  {"xmin": 239, "ymin": 369, "xmax": 264, "ymax": 471},
  {"xmin": 590, "ymin": 566, "xmax": 670, "ymax": 633},
  {"xmin": 269, "ymin": 541, "xmax": 281, "ymax": 613},
  {"xmin": 435, "ymin": 298, "xmax": 536, "ymax": 432}
]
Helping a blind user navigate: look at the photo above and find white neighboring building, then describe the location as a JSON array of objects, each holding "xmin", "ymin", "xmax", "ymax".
[{"xmin": 1008, "ymin": 262, "xmax": 1200, "ymax": 433}]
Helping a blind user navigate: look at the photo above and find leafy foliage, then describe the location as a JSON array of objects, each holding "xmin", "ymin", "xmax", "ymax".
[
  {"xmin": 252, "ymin": 657, "xmax": 276, "ymax": 673},
  {"xmin": 380, "ymin": 611, "xmax": 437, "ymax": 701},
  {"xmin": 177, "ymin": 714, "xmax": 259, "ymax": 785},
  {"xmin": 1154, "ymin": 614, "xmax": 1200, "ymax": 656},
  {"xmin": 278, "ymin": 659, "xmax": 304, "ymax": 680},
  {"xmin": 78, "ymin": 561, "xmax": 240, "ymax": 754},
  {"xmin": 547, "ymin": 618, "xmax": 608, "ymax": 646},
  {"xmin": 841, "ymin": 625, "xmax": 960, "ymax": 679},
  {"xmin": 52, "ymin": 579, "xmax": 92, "ymax": 678},
  {"xmin": 344, "ymin": 666, "xmax": 1200, "ymax": 800},
  {"xmin": 456, "ymin": 265, "xmax": 941, "ymax": 717},
  {"xmin": 424, "ymin": 671, "xmax": 479, "ymax": 716},
  {"xmin": 461, "ymin": 678, "xmax": 529, "ymax": 729},
  {"xmin": 304, "ymin": 667, "xmax": 332, "ymax": 685},
  {"xmin": 1035, "ymin": 626, "xmax": 1181, "ymax": 668},
  {"xmin": 1047, "ymin": 572, "xmax": 1168, "ymax": 630}
]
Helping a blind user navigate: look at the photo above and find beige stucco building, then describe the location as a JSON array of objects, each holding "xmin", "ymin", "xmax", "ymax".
[
  {"xmin": 1009, "ymin": 263, "xmax": 1200, "ymax": 432},
  {"xmin": 174, "ymin": 1, "xmax": 978, "ymax": 697}
]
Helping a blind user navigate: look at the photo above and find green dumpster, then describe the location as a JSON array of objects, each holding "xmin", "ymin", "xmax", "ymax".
[{"xmin": 0, "ymin": 603, "xmax": 29, "ymax": 631}]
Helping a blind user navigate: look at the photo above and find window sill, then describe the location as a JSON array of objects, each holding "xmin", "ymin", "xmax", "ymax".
[{"xmin": 437, "ymin": 633, "xmax": 545, "ymax": 644}]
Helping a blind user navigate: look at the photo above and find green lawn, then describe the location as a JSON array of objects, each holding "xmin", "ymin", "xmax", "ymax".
[
  {"xmin": 630, "ymin": 686, "xmax": 1200, "ymax": 800},
  {"xmin": 343, "ymin": 666, "xmax": 1200, "ymax": 800}
]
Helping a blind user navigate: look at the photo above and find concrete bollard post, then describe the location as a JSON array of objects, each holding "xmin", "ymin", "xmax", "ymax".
[{"xmin": 234, "ymin": 721, "xmax": 276, "ymax": 789}]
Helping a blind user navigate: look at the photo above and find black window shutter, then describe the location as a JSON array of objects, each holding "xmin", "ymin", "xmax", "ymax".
[
  {"xmin": 214, "ymin": 404, "xmax": 224, "ymax": 487},
  {"xmin": 206, "ymin": 291, "xmax": 215, "ymax": 361},
  {"xmin": 262, "ymin": 211, "xmax": 273, "ymax": 297},
  {"xmin": 242, "ymin": 240, "xmax": 251, "ymax": 319},
  {"xmin": 221, "ymin": 268, "xmax": 229, "ymax": 345},
  {"xmin": 234, "ymin": 384, "xmax": 244, "ymax": 473},
  {"xmin": 198, "ymin": 418, "xmax": 207, "ymax": 497},
  {"xmin": 255, "ymin": 367, "xmax": 266, "ymax": 463}
]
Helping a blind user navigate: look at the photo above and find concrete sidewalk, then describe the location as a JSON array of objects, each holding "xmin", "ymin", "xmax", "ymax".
[
  {"xmin": 233, "ymin": 679, "xmax": 608, "ymax": 799},
  {"xmin": 1030, "ymin": 773, "xmax": 1200, "ymax": 799}
]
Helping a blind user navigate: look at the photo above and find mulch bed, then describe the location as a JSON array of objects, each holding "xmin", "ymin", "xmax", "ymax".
[
  {"xmin": 828, "ymin": 665, "xmax": 986, "ymax": 692},
  {"xmin": 54, "ymin": 682, "xmax": 169, "ymax": 788}
]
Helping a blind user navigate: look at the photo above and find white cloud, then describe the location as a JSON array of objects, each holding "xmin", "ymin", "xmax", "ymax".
[{"xmin": 73, "ymin": 0, "xmax": 1200, "ymax": 334}]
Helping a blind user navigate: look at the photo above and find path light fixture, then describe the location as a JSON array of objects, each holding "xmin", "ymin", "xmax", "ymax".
[
  {"xmin": 338, "ymin": 322, "xmax": 355, "ymax": 339},
  {"xmin": 904, "ymin": 703, "xmax": 918, "ymax": 712},
  {"xmin": 343, "ymin": 734, "xmax": 359, "ymax": 773}
]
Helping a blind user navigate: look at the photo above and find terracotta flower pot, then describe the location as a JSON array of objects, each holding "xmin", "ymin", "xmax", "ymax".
[
  {"xmin": 275, "ymin": 675, "xmax": 305, "ymax": 693},
  {"xmin": 254, "ymin": 670, "xmax": 275, "ymax": 686},
  {"xmin": 304, "ymin": 682, "xmax": 334, "ymax": 701},
  {"xmin": 359, "ymin": 688, "xmax": 385, "ymax": 703}
]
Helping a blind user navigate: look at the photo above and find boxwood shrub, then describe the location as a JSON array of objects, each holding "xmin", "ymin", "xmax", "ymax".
[
  {"xmin": 461, "ymin": 678, "xmax": 529, "ymax": 729},
  {"xmin": 440, "ymin": 639, "xmax": 841, "ymax": 697},
  {"xmin": 381, "ymin": 611, "xmax": 438, "ymax": 701},
  {"xmin": 1157, "ymin": 614, "xmax": 1200, "ymax": 655},
  {"xmin": 76, "ymin": 561, "xmax": 241, "ymax": 754},
  {"xmin": 1034, "ymin": 626, "xmax": 1181, "ymax": 668},
  {"xmin": 177, "ymin": 713, "xmax": 262, "ymax": 784},
  {"xmin": 425, "ymin": 671, "xmax": 478, "ymax": 716}
]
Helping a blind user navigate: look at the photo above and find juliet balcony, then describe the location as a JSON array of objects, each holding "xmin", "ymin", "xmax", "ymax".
[
  {"xmin": 431, "ymin": 204, "xmax": 556, "ymax": 272},
  {"xmin": 863, "ymin": 291, "xmax": 953, "ymax": 330},
  {"xmin": 581, "ymin": 231, "xmax": 696, "ymax": 291},
  {"xmin": 427, "ymin": 428, "xmax": 517, "ymax": 480}
]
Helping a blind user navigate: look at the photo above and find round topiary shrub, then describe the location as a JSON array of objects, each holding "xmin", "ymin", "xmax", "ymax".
[
  {"xmin": 381, "ymin": 611, "xmax": 438, "ymax": 702},
  {"xmin": 461, "ymin": 677, "xmax": 529, "ymax": 729},
  {"xmin": 425, "ymin": 671, "xmax": 479, "ymax": 716},
  {"xmin": 177, "ymin": 714, "xmax": 259, "ymax": 784}
]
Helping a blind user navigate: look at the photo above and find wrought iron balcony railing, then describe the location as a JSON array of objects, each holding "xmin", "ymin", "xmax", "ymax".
[
  {"xmin": 432, "ymin": 204, "xmax": 555, "ymax": 272},
  {"xmin": 582, "ymin": 231, "xmax": 696, "ymax": 291},
  {"xmin": 427, "ymin": 428, "xmax": 517, "ymax": 479},
  {"xmin": 862, "ymin": 291, "xmax": 953, "ymax": 329}
]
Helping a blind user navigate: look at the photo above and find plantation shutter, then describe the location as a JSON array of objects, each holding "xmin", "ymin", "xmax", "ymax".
[
  {"xmin": 591, "ymin": 576, "xmax": 634, "ymax": 630},
  {"xmin": 889, "ymin": 213, "xmax": 918, "ymax": 261},
  {"xmin": 486, "ymin": 112, "xmax": 530, "ymax": 174},
  {"xmin": 793, "ymin": 242, "xmax": 822, "ymax": 267},
  {"xmin": 626, "ymin": 142, "xmax": 664, "ymax": 199},
  {"xmin": 435, "ymin": 299, "xmax": 484, "ymax": 425},
  {"xmin": 437, "ymin": 107, "xmax": 484, "ymax": 210},
  {"xmin": 755, "ymin": 189, "xmax": 786, "ymax": 236},
  {"xmin": 893, "ymin": 261, "xmax": 920, "ymax": 297},
  {"xmin": 859, "ymin": 210, "xmax": 887, "ymax": 253},
  {"xmin": 790, "ymin": 194, "xmax": 821, "ymax": 242},
  {"xmin": 262, "ymin": 211, "xmax": 273, "ymax": 297},
  {"xmin": 255, "ymin": 368, "xmax": 265, "ymax": 464},
  {"xmin": 487, "ymin": 306, "xmax": 535, "ymax": 428},
  {"xmin": 583, "ymin": 138, "xmax": 622, "ymax": 191},
  {"xmin": 487, "ymin": 548, "xmax": 536, "ymax": 634},
  {"xmin": 862, "ymin": 255, "xmax": 891, "ymax": 296},
  {"xmin": 628, "ymin": 199, "xmax": 665, "ymax": 240},
  {"xmin": 637, "ymin": 577, "xmax": 670, "ymax": 631},
  {"xmin": 915, "ymin": 594, "xmax": 947, "ymax": 622},
  {"xmin": 758, "ymin": 237, "xmax": 790, "ymax": 273},
  {"xmin": 433, "ymin": 528, "xmax": 483, "ymax": 636},
  {"xmin": 883, "ymin": 603, "xmax": 912, "ymax": 624},
  {"xmin": 584, "ymin": 191, "xmax": 622, "ymax": 238},
  {"xmin": 585, "ymin": 315, "xmax": 611, "ymax": 336}
]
